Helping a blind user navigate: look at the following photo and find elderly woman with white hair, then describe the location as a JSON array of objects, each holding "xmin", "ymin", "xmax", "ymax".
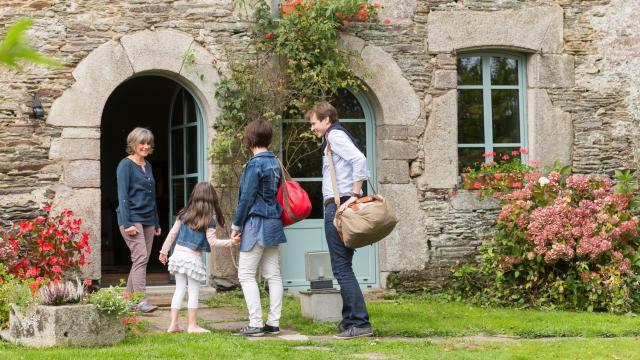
[{"xmin": 116, "ymin": 127, "xmax": 161, "ymax": 313}]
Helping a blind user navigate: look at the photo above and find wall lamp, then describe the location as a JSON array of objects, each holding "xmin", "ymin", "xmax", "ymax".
[{"xmin": 28, "ymin": 95, "xmax": 45, "ymax": 119}]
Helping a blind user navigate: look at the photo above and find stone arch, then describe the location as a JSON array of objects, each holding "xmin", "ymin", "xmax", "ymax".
[{"xmin": 46, "ymin": 29, "xmax": 219, "ymax": 279}]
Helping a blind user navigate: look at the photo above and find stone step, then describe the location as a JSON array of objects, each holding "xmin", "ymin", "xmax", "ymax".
[{"xmin": 144, "ymin": 285, "xmax": 218, "ymax": 307}]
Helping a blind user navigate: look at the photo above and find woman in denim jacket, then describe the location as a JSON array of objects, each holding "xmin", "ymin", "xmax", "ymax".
[{"xmin": 231, "ymin": 118, "xmax": 287, "ymax": 337}]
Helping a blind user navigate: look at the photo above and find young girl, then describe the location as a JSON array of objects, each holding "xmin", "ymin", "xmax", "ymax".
[{"xmin": 159, "ymin": 181, "xmax": 238, "ymax": 333}]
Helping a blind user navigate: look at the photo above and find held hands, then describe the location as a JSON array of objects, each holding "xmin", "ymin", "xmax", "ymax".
[
  {"xmin": 155, "ymin": 227, "xmax": 161, "ymax": 236},
  {"xmin": 159, "ymin": 252, "xmax": 168, "ymax": 265},
  {"xmin": 231, "ymin": 230, "xmax": 242, "ymax": 247},
  {"xmin": 338, "ymin": 196, "xmax": 358, "ymax": 213}
]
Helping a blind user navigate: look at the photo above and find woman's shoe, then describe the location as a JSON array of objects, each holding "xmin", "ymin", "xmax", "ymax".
[
  {"xmin": 232, "ymin": 326, "xmax": 265, "ymax": 337},
  {"xmin": 262, "ymin": 324, "xmax": 280, "ymax": 335},
  {"xmin": 136, "ymin": 300, "xmax": 158, "ymax": 313}
]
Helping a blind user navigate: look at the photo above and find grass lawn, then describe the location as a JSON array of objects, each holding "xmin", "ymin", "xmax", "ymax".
[
  {"xmin": 3, "ymin": 292, "xmax": 640, "ymax": 359},
  {"xmin": 1, "ymin": 332, "xmax": 640, "ymax": 359},
  {"xmin": 209, "ymin": 290, "xmax": 640, "ymax": 338}
]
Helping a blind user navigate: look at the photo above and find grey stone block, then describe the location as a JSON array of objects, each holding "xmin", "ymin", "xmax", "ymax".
[
  {"xmin": 298, "ymin": 290, "xmax": 343, "ymax": 322},
  {"xmin": 4, "ymin": 304, "xmax": 124, "ymax": 347},
  {"xmin": 63, "ymin": 160, "xmax": 100, "ymax": 188},
  {"xmin": 379, "ymin": 140, "xmax": 418, "ymax": 160},
  {"xmin": 378, "ymin": 160, "xmax": 410, "ymax": 184},
  {"xmin": 527, "ymin": 54, "xmax": 575, "ymax": 88}
]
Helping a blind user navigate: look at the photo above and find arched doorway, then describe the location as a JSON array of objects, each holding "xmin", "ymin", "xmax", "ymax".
[
  {"xmin": 279, "ymin": 89, "xmax": 378, "ymax": 290},
  {"xmin": 100, "ymin": 75, "xmax": 206, "ymax": 285}
]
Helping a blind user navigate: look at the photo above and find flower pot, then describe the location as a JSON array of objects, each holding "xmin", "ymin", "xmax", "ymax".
[{"xmin": 1, "ymin": 303, "xmax": 124, "ymax": 347}]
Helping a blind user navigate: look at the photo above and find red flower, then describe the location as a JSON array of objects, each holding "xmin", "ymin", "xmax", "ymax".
[
  {"xmin": 511, "ymin": 150, "xmax": 519, "ymax": 156},
  {"xmin": 263, "ymin": 33, "xmax": 273, "ymax": 39},
  {"xmin": 494, "ymin": 173, "xmax": 503, "ymax": 180},
  {"xmin": 373, "ymin": 2, "xmax": 381, "ymax": 8},
  {"xmin": 42, "ymin": 203, "xmax": 52, "ymax": 212},
  {"xmin": 61, "ymin": 209, "xmax": 74, "ymax": 218},
  {"xmin": 383, "ymin": 18, "xmax": 391, "ymax": 25},
  {"xmin": 83, "ymin": 279, "xmax": 92, "ymax": 286},
  {"xmin": 473, "ymin": 182, "xmax": 482, "ymax": 190},
  {"xmin": 501, "ymin": 154, "xmax": 510, "ymax": 161},
  {"xmin": 519, "ymin": 147, "xmax": 528, "ymax": 155},
  {"xmin": 52, "ymin": 265, "xmax": 62, "ymax": 273}
]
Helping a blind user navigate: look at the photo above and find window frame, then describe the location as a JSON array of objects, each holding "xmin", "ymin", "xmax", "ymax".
[{"xmin": 456, "ymin": 52, "xmax": 528, "ymax": 169}]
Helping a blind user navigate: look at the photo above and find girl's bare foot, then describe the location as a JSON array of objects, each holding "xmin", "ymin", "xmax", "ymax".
[
  {"xmin": 187, "ymin": 326, "xmax": 211, "ymax": 333},
  {"xmin": 167, "ymin": 325, "xmax": 185, "ymax": 333}
]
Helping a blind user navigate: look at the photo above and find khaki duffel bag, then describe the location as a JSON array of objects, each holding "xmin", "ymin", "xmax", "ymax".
[{"xmin": 326, "ymin": 143, "xmax": 399, "ymax": 249}]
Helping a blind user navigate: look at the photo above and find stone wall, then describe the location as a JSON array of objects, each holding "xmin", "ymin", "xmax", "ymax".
[{"xmin": 2, "ymin": 0, "xmax": 640, "ymax": 289}]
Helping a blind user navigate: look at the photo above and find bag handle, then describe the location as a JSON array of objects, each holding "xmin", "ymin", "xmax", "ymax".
[
  {"xmin": 276, "ymin": 157, "xmax": 299, "ymax": 223},
  {"xmin": 326, "ymin": 143, "xmax": 341, "ymax": 208}
]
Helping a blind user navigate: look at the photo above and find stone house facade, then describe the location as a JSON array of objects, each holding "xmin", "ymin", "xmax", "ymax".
[{"xmin": 0, "ymin": 0, "xmax": 638, "ymax": 290}]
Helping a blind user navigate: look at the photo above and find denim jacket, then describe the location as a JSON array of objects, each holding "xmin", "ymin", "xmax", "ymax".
[
  {"xmin": 175, "ymin": 216, "xmax": 216, "ymax": 253},
  {"xmin": 232, "ymin": 151, "xmax": 283, "ymax": 231}
]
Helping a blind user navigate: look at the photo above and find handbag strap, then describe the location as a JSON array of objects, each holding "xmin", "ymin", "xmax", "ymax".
[
  {"xmin": 326, "ymin": 143, "xmax": 341, "ymax": 208},
  {"xmin": 276, "ymin": 157, "xmax": 299, "ymax": 222}
]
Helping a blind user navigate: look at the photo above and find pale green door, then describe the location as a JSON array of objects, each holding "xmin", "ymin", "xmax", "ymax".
[
  {"xmin": 168, "ymin": 87, "xmax": 208, "ymax": 282},
  {"xmin": 280, "ymin": 89, "xmax": 378, "ymax": 291}
]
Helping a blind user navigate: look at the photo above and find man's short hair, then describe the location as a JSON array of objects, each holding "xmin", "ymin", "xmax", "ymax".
[
  {"xmin": 244, "ymin": 118, "xmax": 273, "ymax": 148},
  {"xmin": 306, "ymin": 102, "xmax": 338, "ymax": 123}
]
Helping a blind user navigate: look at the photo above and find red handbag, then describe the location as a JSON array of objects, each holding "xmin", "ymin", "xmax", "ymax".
[{"xmin": 276, "ymin": 158, "xmax": 312, "ymax": 226}]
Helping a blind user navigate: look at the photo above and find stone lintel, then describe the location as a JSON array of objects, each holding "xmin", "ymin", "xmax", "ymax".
[{"xmin": 428, "ymin": 6, "xmax": 564, "ymax": 54}]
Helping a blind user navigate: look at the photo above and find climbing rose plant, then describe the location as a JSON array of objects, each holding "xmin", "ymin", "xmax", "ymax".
[
  {"xmin": 450, "ymin": 168, "xmax": 640, "ymax": 313},
  {"xmin": 1, "ymin": 204, "xmax": 91, "ymax": 292}
]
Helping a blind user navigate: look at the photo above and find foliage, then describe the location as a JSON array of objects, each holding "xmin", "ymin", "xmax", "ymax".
[
  {"xmin": 450, "ymin": 168, "xmax": 640, "ymax": 313},
  {"xmin": 87, "ymin": 285, "xmax": 133, "ymax": 316},
  {"xmin": 210, "ymin": 0, "xmax": 378, "ymax": 188},
  {"xmin": 38, "ymin": 279, "xmax": 84, "ymax": 306},
  {"xmin": 0, "ymin": 18, "xmax": 61, "ymax": 69},
  {"xmin": 461, "ymin": 148, "xmax": 536, "ymax": 198},
  {"xmin": 1, "ymin": 204, "xmax": 91, "ymax": 290}
]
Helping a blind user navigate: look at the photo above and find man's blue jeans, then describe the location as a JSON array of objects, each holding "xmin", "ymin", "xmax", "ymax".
[{"xmin": 324, "ymin": 201, "xmax": 371, "ymax": 329}]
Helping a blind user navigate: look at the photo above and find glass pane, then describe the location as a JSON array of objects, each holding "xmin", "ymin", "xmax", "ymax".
[
  {"xmin": 457, "ymin": 56, "xmax": 482, "ymax": 85},
  {"xmin": 171, "ymin": 90, "xmax": 183, "ymax": 126},
  {"xmin": 298, "ymin": 181, "xmax": 323, "ymax": 219},
  {"xmin": 186, "ymin": 177, "xmax": 198, "ymax": 200},
  {"xmin": 173, "ymin": 179, "xmax": 185, "ymax": 214},
  {"xmin": 341, "ymin": 122, "xmax": 366, "ymax": 154},
  {"xmin": 490, "ymin": 56, "xmax": 518, "ymax": 85},
  {"xmin": 492, "ymin": 89, "xmax": 520, "ymax": 143},
  {"xmin": 171, "ymin": 128, "xmax": 184, "ymax": 175},
  {"xmin": 458, "ymin": 148, "xmax": 485, "ymax": 174},
  {"xmin": 330, "ymin": 88, "xmax": 364, "ymax": 118},
  {"xmin": 186, "ymin": 125, "xmax": 198, "ymax": 174},
  {"xmin": 185, "ymin": 92, "xmax": 197, "ymax": 125},
  {"xmin": 458, "ymin": 90, "xmax": 484, "ymax": 143},
  {"xmin": 282, "ymin": 122, "xmax": 322, "ymax": 178}
]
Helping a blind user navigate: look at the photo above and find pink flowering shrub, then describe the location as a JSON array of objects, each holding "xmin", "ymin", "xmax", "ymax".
[{"xmin": 452, "ymin": 167, "xmax": 640, "ymax": 313}]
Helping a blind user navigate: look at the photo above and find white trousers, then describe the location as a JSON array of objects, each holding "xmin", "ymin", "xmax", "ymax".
[
  {"xmin": 171, "ymin": 273, "xmax": 201, "ymax": 309},
  {"xmin": 238, "ymin": 244, "xmax": 283, "ymax": 328}
]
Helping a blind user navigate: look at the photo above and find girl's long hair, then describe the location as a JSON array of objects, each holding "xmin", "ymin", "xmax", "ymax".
[{"xmin": 177, "ymin": 182, "xmax": 225, "ymax": 232}]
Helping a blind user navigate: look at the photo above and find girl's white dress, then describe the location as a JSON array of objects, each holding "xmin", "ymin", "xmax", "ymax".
[{"xmin": 160, "ymin": 219, "xmax": 234, "ymax": 283}]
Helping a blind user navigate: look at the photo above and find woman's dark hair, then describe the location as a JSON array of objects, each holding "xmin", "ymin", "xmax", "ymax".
[
  {"xmin": 178, "ymin": 182, "xmax": 225, "ymax": 232},
  {"xmin": 244, "ymin": 118, "xmax": 273, "ymax": 149}
]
